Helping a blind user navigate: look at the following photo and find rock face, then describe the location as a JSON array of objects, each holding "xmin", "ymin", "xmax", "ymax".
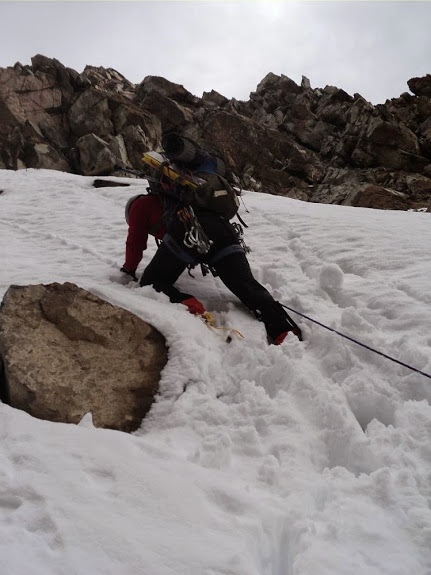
[
  {"xmin": 0, "ymin": 282, "xmax": 167, "ymax": 432},
  {"xmin": 1, "ymin": 54, "xmax": 431, "ymax": 210}
]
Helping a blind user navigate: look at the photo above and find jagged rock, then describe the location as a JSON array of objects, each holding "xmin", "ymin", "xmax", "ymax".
[
  {"xmin": 109, "ymin": 98, "xmax": 162, "ymax": 166},
  {"xmin": 202, "ymin": 89, "xmax": 229, "ymax": 108},
  {"xmin": 26, "ymin": 142, "xmax": 70, "ymax": 171},
  {"xmin": 137, "ymin": 75, "xmax": 197, "ymax": 104},
  {"xmin": 301, "ymin": 75, "xmax": 311, "ymax": 90},
  {"xmin": 0, "ymin": 282, "xmax": 167, "ymax": 432},
  {"xmin": 200, "ymin": 109, "xmax": 323, "ymax": 195},
  {"xmin": 135, "ymin": 76, "xmax": 194, "ymax": 133},
  {"xmin": 0, "ymin": 57, "xmax": 75, "ymax": 170},
  {"xmin": 121, "ymin": 124, "xmax": 155, "ymax": 168},
  {"xmin": 68, "ymin": 89, "xmax": 113, "ymax": 138},
  {"xmin": 310, "ymin": 181, "xmax": 408, "ymax": 209},
  {"xmin": 315, "ymin": 89, "xmax": 352, "ymax": 129},
  {"xmin": 406, "ymin": 174, "xmax": 431, "ymax": 194},
  {"xmin": 350, "ymin": 184, "xmax": 410, "ymax": 210},
  {"xmin": 110, "ymin": 98, "xmax": 161, "ymax": 138},
  {"xmin": 0, "ymin": 64, "xmax": 70, "ymax": 170},
  {"xmin": 106, "ymin": 134, "xmax": 130, "ymax": 167},
  {"xmin": 30, "ymin": 54, "xmax": 75, "ymax": 100},
  {"xmin": 0, "ymin": 65, "xmax": 63, "ymax": 124},
  {"xmin": 1, "ymin": 54, "xmax": 431, "ymax": 210},
  {"xmin": 385, "ymin": 92, "xmax": 431, "ymax": 132},
  {"xmin": 81, "ymin": 65, "xmax": 135, "ymax": 99},
  {"xmin": 283, "ymin": 90, "xmax": 336, "ymax": 152},
  {"xmin": 39, "ymin": 115, "xmax": 70, "ymax": 149},
  {"xmin": 408, "ymin": 74, "xmax": 431, "ymax": 97},
  {"xmin": 76, "ymin": 133, "xmax": 118, "ymax": 176},
  {"xmin": 420, "ymin": 116, "xmax": 431, "ymax": 138},
  {"xmin": 253, "ymin": 72, "xmax": 302, "ymax": 102}
]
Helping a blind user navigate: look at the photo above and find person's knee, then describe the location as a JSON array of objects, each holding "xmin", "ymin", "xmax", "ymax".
[
  {"xmin": 214, "ymin": 251, "xmax": 251, "ymax": 280},
  {"xmin": 139, "ymin": 260, "xmax": 160, "ymax": 287},
  {"xmin": 139, "ymin": 270, "xmax": 150, "ymax": 287}
]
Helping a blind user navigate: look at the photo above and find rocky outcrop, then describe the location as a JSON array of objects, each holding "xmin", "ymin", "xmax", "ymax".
[
  {"xmin": 407, "ymin": 74, "xmax": 431, "ymax": 98},
  {"xmin": 1, "ymin": 54, "xmax": 430, "ymax": 210},
  {"xmin": 0, "ymin": 282, "xmax": 167, "ymax": 432},
  {"xmin": 0, "ymin": 55, "xmax": 161, "ymax": 174}
]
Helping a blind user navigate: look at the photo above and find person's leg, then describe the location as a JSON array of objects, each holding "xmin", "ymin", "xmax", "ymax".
[
  {"xmin": 140, "ymin": 243, "xmax": 192, "ymax": 303},
  {"xmin": 213, "ymin": 252, "xmax": 301, "ymax": 342}
]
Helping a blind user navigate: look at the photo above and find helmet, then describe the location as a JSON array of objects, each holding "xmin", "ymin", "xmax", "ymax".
[{"xmin": 124, "ymin": 194, "xmax": 144, "ymax": 224}]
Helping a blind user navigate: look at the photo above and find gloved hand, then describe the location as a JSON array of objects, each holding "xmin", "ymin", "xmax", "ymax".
[
  {"xmin": 181, "ymin": 297, "xmax": 206, "ymax": 315},
  {"xmin": 120, "ymin": 266, "xmax": 138, "ymax": 282}
]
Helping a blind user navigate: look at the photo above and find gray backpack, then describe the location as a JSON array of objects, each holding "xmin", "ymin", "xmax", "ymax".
[{"xmin": 192, "ymin": 173, "xmax": 240, "ymax": 220}]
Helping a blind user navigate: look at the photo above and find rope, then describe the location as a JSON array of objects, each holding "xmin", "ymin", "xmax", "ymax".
[{"xmin": 281, "ymin": 304, "xmax": 431, "ymax": 381}]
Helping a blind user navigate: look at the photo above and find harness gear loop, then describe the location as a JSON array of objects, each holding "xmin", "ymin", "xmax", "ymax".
[
  {"xmin": 177, "ymin": 206, "xmax": 213, "ymax": 255},
  {"xmin": 231, "ymin": 221, "xmax": 251, "ymax": 254}
]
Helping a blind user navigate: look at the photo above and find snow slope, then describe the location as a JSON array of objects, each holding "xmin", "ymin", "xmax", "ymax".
[{"xmin": 1, "ymin": 168, "xmax": 430, "ymax": 575}]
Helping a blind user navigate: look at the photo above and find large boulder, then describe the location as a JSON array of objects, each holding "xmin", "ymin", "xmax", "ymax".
[
  {"xmin": 0, "ymin": 62, "xmax": 72, "ymax": 170},
  {"xmin": 76, "ymin": 133, "xmax": 118, "ymax": 176},
  {"xmin": 0, "ymin": 65, "xmax": 64, "ymax": 125},
  {"xmin": 0, "ymin": 282, "xmax": 167, "ymax": 432},
  {"xmin": 109, "ymin": 98, "xmax": 162, "ymax": 166},
  {"xmin": 68, "ymin": 89, "xmax": 113, "ymax": 138},
  {"xmin": 25, "ymin": 142, "xmax": 70, "ymax": 171},
  {"xmin": 136, "ymin": 75, "xmax": 199, "ymax": 106},
  {"xmin": 135, "ymin": 76, "xmax": 197, "ymax": 133}
]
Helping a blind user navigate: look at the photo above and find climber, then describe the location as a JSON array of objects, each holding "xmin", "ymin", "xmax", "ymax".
[{"xmin": 120, "ymin": 134, "xmax": 302, "ymax": 344}]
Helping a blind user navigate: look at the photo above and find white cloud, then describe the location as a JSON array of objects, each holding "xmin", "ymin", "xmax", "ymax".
[{"xmin": 0, "ymin": 1, "xmax": 430, "ymax": 103}]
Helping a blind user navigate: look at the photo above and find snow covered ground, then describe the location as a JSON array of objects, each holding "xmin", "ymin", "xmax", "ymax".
[{"xmin": 1, "ymin": 168, "xmax": 430, "ymax": 575}]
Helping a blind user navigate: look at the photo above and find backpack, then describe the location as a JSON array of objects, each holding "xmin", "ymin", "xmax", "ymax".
[
  {"xmin": 125, "ymin": 139, "xmax": 247, "ymax": 261},
  {"xmin": 141, "ymin": 147, "xmax": 240, "ymax": 222},
  {"xmin": 192, "ymin": 173, "xmax": 240, "ymax": 220}
]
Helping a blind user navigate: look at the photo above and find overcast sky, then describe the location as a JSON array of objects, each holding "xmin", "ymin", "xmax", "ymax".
[{"xmin": 1, "ymin": 1, "xmax": 430, "ymax": 104}]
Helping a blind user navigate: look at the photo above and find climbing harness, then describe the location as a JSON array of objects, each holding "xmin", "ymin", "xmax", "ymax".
[{"xmin": 120, "ymin": 159, "xmax": 250, "ymax": 273}]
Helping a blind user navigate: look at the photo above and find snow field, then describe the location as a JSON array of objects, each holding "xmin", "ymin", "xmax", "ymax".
[{"xmin": 1, "ymin": 169, "xmax": 430, "ymax": 574}]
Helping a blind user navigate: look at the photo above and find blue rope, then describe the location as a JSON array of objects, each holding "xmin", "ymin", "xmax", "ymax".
[{"xmin": 281, "ymin": 304, "xmax": 431, "ymax": 381}]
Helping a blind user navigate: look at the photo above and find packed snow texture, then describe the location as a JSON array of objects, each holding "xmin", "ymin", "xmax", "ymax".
[{"xmin": 1, "ymin": 169, "xmax": 431, "ymax": 575}]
